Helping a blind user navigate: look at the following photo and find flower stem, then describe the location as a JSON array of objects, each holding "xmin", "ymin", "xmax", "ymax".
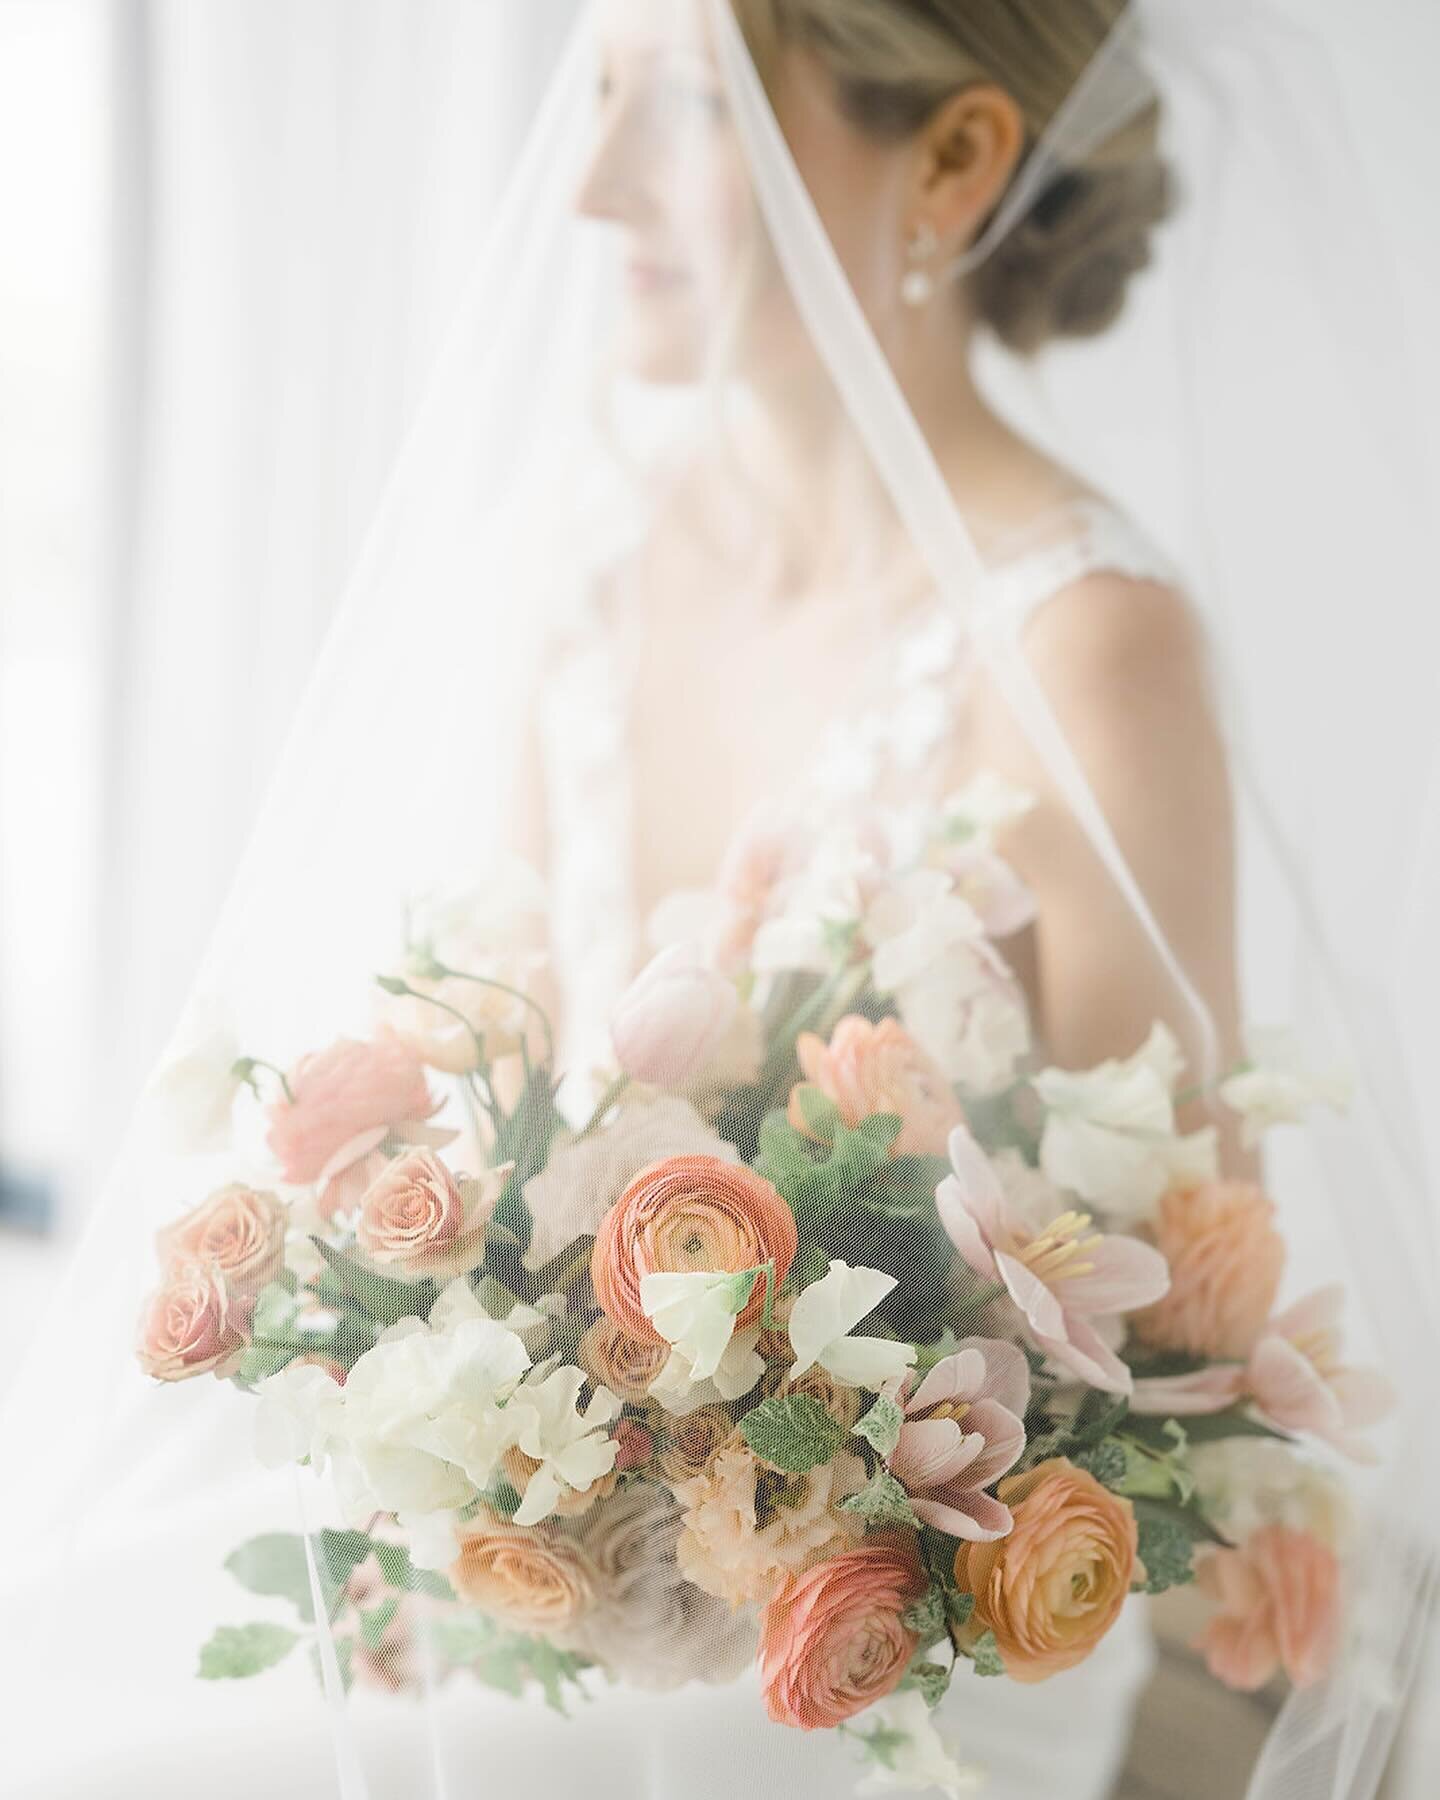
[{"xmin": 579, "ymin": 1072, "xmax": 631, "ymax": 1138}]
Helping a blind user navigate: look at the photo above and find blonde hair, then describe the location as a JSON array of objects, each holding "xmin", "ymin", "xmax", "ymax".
[{"xmin": 734, "ymin": 0, "xmax": 1172, "ymax": 354}]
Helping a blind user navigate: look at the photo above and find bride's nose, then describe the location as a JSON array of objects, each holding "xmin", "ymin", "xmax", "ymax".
[{"xmin": 574, "ymin": 96, "xmax": 651, "ymax": 228}]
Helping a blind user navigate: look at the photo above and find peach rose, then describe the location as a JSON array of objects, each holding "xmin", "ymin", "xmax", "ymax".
[
  {"xmin": 580, "ymin": 1316, "xmax": 673, "ymax": 1405},
  {"xmin": 612, "ymin": 1418, "xmax": 655, "ymax": 1472},
  {"xmin": 954, "ymin": 1458, "xmax": 1138, "ymax": 1683},
  {"xmin": 1133, "ymin": 1182, "xmax": 1285, "ymax": 1360},
  {"xmin": 1194, "ymin": 1525, "xmax": 1340, "ymax": 1691},
  {"xmin": 775, "ymin": 1363, "xmax": 864, "ymax": 1433},
  {"xmin": 156, "ymin": 1183, "xmax": 287, "ymax": 1310},
  {"xmin": 591, "ymin": 1154, "xmax": 797, "ymax": 1345},
  {"xmin": 137, "ymin": 1259, "xmax": 246, "ymax": 1381},
  {"xmin": 657, "ymin": 1405, "xmax": 737, "ymax": 1487},
  {"xmin": 449, "ymin": 1517, "xmax": 597, "ymax": 1637},
  {"xmin": 788, "ymin": 1016, "xmax": 964, "ymax": 1158},
  {"xmin": 758, "ymin": 1540, "xmax": 927, "ymax": 1730},
  {"xmin": 353, "ymin": 1149, "xmax": 507, "ymax": 1282},
  {"xmin": 265, "ymin": 1029, "xmax": 439, "ymax": 1187}
]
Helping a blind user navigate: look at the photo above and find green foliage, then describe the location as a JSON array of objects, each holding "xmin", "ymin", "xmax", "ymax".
[
  {"xmin": 309, "ymin": 1238, "xmax": 434, "ymax": 1328},
  {"xmin": 754, "ymin": 1111, "xmax": 906, "ymax": 1225},
  {"xmin": 1073, "ymin": 1439, "xmax": 1131, "ymax": 1491},
  {"xmin": 357, "ymin": 1597, "xmax": 400, "ymax": 1652},
  {"xmin": 372, "ymin": 1540, "xmax": 455, "ymax": 1601},
  {"xmin": 488, "ymin": 1063, "xmax": 567, "ymax": 1256},
  {"xmin": 1020, "ymin": 1392, "xmax": 1130, "ymax": 1472},
  {"xmin": 967, "ymin": 1629, "xmax": 1005, "ymax": 1678},
  {"xmin": 197, "ymin": 1623, "xmax": 302, "ymax": 1681},
  {"xmin": 1132, "ymin": 1506, "xmax": 1199, "ymax": 1595},
  {"xmin": 738, "ymin": 1394, "xmax": 846, "ymax": 1474},
  {"xmin": 838, "ymin": 1468, "xmax": 920, "ymax": 1530},
  {"xmin": 425, "ymin": 1611, "xmax": 590, "ymax": 1713},
  {"xmin": 901, "ymin": 1585, "xmax": 948, "ymax": 1650},
  {"xmin": 224, "ymin": 1533, "xmax": 318, "ymax": 1623},
  {"xmin": 903, "ymin": 1659, "xmax": 953, "ymax": 1708},
  {"xmin": 853, "ymin": 1394, "xmax": 905, "ymax": 1460}
]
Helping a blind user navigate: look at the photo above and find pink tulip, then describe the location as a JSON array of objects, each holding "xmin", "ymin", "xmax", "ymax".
[
  {"xmin": 890, "ymin": 1338, "xmax": 1029, "ymax": 1540},
  {"xmin": 610, "ymin": 944, "xmax": 738, "ymax": 1086},
  {"xmin": 937, "ymin": 1125, "xmax": 1169, "ymax": 1395},
  {"xmin": 1246, "ymin": 1286, "xmax": 1395, "ymax": 1464}
]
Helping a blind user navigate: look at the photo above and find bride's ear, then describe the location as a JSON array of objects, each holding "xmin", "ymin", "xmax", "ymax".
[{"xmin": 915, "ymin": 84, "xmax": 1026, "ymax": 253}]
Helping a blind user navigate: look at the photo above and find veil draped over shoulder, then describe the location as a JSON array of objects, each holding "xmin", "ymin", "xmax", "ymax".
[{"xmin": 2, "ymin": 4, "xmax": 1435, "ymax": 1797}]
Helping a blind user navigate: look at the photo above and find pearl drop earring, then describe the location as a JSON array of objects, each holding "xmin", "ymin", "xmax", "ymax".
[{"xmin": 901, "ymin": 220, "xmax": 939, "ymax": 308}]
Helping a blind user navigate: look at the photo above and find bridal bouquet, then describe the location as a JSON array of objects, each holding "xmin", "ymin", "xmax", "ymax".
[{"xmin": 138, "ymin": 778, "xmax": 1384, "ymax": 1794}]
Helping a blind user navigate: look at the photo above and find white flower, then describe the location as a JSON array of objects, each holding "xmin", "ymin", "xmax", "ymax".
[
  {"xmin": 866, "ymin": 870, "xmax": 983, "ymax": 993},
  {"xmin": 640, "ymin": 1268, "xmax": 760, "ymax": 1380},
  {"xmin": 521, "ymin": 1094, "xmax": 738, "ymax": 1272},
  {"xmin": 1218, "ymin": 1027, "xmax": 1352, "ymax": 1147},
  {"xmin": 254, "ymin": 1361, "xmax": 345, "ymax": 1471},
  {"xmin": 648, "ymin": 1328, "xmax": 765, "ymax": 1415},
  {"xmin": 144, "ymin": 998, "xmax": 245, "ymax": 1153},
  {"xmin": 788, "ymin": 1261, "xmax": 916, "ymax": 1391},
  {"xmin": 1188, "ymin": 1439, "xmax": 1351, "ymax": 1548},
  {"xmin": 852, "ymin": 1691, "xmax": 982, "ymax": 1798},
  {"xmin": 429, "ymin": 1273, "xmax": 551, "ymax": 1352},
  {"xmin": 940, "ymin": 771, "xmax": 1037, "ymax": 840},
  {"xmin": 405, "ymin": 857, "xmax": 546, "ymax": 952},
  {"xmin": 397, "ymin": 1508, "xmax": 466, "ymax": 1572},
  {"xmin": 1033, "ymin": 1023, "xmax": 1218, "ymax": 1224},
  {"xmin": 752, "ymin": 827, "xmax": 883, "ymax": 975},
  {"xmin": 507, "ymin": 1363, "xmax": 621, "ymax": 1526}
]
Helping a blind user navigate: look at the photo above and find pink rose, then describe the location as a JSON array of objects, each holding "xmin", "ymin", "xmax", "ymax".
[
  {"xmin": 610, "ymin": 944, "xmax": 739, "ymax": 1087},
  {"xmin": 264, "ymin": 1029, "xmax": 446, "ymax": 1212},
  {"xmin": 1194, "ymin": 1525, "xmax": 1340, "ymax": 1691},
  {"xmin": 353, "ymin": 1149, "xmax": 510, "ymax": 1282},
  {"xmin": 137, "ymin": 1260, "xmax": 245, "ymax": 1381},
  {"xmin": 156, "ymin": 1183, "xmax": 287, "ymax": 1317},
  {"xmin": 788, "ymin": 1014, "xmax": 964, "ymax": 1158},
  {"xmin": 758, "ymin": 1541, "xmax": 926, "ymax": 1731}
]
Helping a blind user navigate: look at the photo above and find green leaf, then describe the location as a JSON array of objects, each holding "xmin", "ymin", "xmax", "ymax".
[
  {"xmin": 198, "ymin": 1622, "xmax": 302, "ymax": 1680},
  {"xmin": 947, "ymin": 1588, "xmax": 976, "ymax": 1628},
  {"xmin": 968, "ymin": 1629, "xmax": 1005, "ymax": 1678},
  {"xmin": 1073, "ymin": 1439, "xmax": 1130, "ymax": 1492},
  {"xmin": 318, "ymin": 1528, "xmax": 374, "ymax": 1595},
  {"xmin": 358, "ymin": 1596, "xmax": 400, "ymax": 1651},
  {"xmin": 234, "ymin": 1340, "xmax": 299, "ymax": 1384},
  {"xmin": 903, "ymin": 1659, "xmax": 953, "ymax": 1708},
  {"xmin": 793, "ymin": 1085, "xmax": 841, "ymax": 1142},
  {"xmin": 1132, "ymin": 1506, "xmax": 1199, "ymax": 1594},
  {"xmin": 838, "ymin": 1468, "xmax": 920, "ymax": 1529},
  {"xmin": 853, "ymin": 1394, "xmax": 905, "ymax": 1460},
  {"xmin": 425, "ymin": 1611, "xmax": 589, "ymax": 1712},
  {"xmin": 901, "ymin": 1585, "xmax": 948, "ymax": 1648},
  {"xmin": 224, "ymin": 1534, "xmax": 316, "ymax": 1624},
  {"xmin": 251, "ymin": 1281, "xmax": 304, "ymax": 1342},
  {"xmin": 739, "ymin": 1394, "xmax": 846, "ymax": 1474},
  {"xmin": 310, "ymin": 1238, "xmax": 433, "ymax": 1328},
  {"xmin": 373, "ymin": 1540, "xmax": 456, "ymax": 1601}
]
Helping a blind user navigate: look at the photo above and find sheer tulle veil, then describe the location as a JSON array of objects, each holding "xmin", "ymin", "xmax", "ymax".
[{"xmin": 1, "ymin": 2, "xmax": 1435, "ymax": 1796}]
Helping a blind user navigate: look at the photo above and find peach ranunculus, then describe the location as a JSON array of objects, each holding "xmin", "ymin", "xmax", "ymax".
[
  {"xmin": 1194, "ymin": 1525, "xmax": 1341, "ymax": 1691},
  {"xmin": 448, "ymin": 1515, "xmax": 598, "ymax": 1637},
  {"xmin": 156, "ymin": 1183, "xmax": 287, "ymax": 1313},
  {"xmin": 137, "ymin": 1260, "xmax": 246, "ymax": 1381},
  {"xmin": 1132, "ymin": 1182, "xmax": 1286, "ymax": 1361},
  {"xmin": 1245, "ymin": 1286, "xmax": 1396, "ymax": 1464},
  {"xmin": 353, "ymin": 1149, "xmax": 510, "ymax": 1283},
  {"xmin": 758, "ymin": 1539, "xmax": 928, "ymax": 1731},
  {"xmin": 264, "ymin": 1029, "xmax": 448, "ymax": 1210},
  {"xmin": 610, "ymin": 944, "xmax": 740, "ymax": 1087},
  {"xmin": 787, "ymin": 1015, "xmax": 964, "ymax": 1159},
  {"xmin": 580, "ymin": 1316, "xmax": 673, "ymax": 1405},
  {"xmin": 674, "ymin": 1439, "xmax": 865, "ymax": 1608},
  {"xmin": 954, "ymin": 1458, "xmax": 1138, "ymax": 1683},
  {"xmin": 591, "ymin": 1155, "xmax": 798, "ymax": 1345}
]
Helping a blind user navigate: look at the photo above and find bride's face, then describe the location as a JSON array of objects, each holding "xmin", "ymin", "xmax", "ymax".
[{"xmin": 575, "ymin": 0, "xmax": 917, "ymax": 387}]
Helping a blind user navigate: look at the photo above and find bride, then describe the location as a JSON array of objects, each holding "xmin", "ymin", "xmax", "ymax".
[{"xmin": 3, "ymin": 3, "xmax": 1433, "ymax": 1798}]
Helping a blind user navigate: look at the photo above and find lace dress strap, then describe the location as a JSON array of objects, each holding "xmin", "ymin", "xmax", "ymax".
[{"xmin": 974, "ymin": 497, "xmax": 1180, "ymax": 639}]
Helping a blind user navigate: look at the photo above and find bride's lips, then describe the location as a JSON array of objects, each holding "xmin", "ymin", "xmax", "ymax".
[{"xmin": 626, "ymin": 255, "xmax": 691, "ymax": 296}]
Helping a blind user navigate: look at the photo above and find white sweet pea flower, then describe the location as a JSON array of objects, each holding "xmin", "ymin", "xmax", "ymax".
[
  {"xmin": 1033, "ymin": 1023, "xmax": 1218, "ymax": 1225},
  {"xmin": 144, "ymin": 998, "xmax": 245, "ymax": 1153},
  {"xmin": 752, "ymin": 827, "xmax": 882, "ymax": 975},
  {"xmin": 648, "ymin": 1328, "xmax": 766, "ymax": 1415},
  {"xmin": 507, "ymin": 1364, "xmax": 621, "ymax": 1526},
  {"xmin": 254, "ymin": 1361, "xmax": 345, "ymax": 1471},
  {"xmin": 940, "ymin": 771, "xmax": 1037, "ymax": 841},
  {"xmin": 1218, "ymin": 1027, "xmax": 1352, "ymax": 1146},
  {"xmin": 396, "ymin": 1508, "xmax": 465, "ymax": 1572},
  {"xmin": 788, "ymin": 1261, "xmax": 916, "ymax": 1391},
  {"xmin": 852, "ymin": 1690, "xmax": 982, "ymax": 1798},
  {"xmin": 640, "ymin": 1267, "xmax": 762, "ymax": 1381}
]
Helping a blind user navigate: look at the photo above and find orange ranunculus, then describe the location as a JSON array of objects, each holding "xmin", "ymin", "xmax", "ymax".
[
  {"xmin": 788, "ymin": 1015, "xmax": 964, "ymax": 1158},
  {"xmin": 758, "ymin": 1540, "xmax": 927, "ymax": 1730},
  {"xmin": 590, "ymin": 1154, "xmax": 797, "ymax": 1344},
  {"xmin": 954, "ymin": 1458, "xmax": 1138, "ymax": 1682},
  {"xmin": 1133, "ymin": 1181, "xmax": 1285, "ymax": 1360},
  {"xmin": 1194, "ymin": 1525, "xmax": 1340, "ymax": 1691}
]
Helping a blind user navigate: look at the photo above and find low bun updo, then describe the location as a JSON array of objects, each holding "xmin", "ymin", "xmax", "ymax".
[{"xmin": 736, "ymin": 0, "xmax": 1174, "ymax": 355}]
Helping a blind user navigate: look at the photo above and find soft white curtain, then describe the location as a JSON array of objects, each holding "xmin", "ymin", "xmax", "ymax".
[{"xmin": 96, "ymin": 0, "xmax": 581, "ymax": 1186}]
